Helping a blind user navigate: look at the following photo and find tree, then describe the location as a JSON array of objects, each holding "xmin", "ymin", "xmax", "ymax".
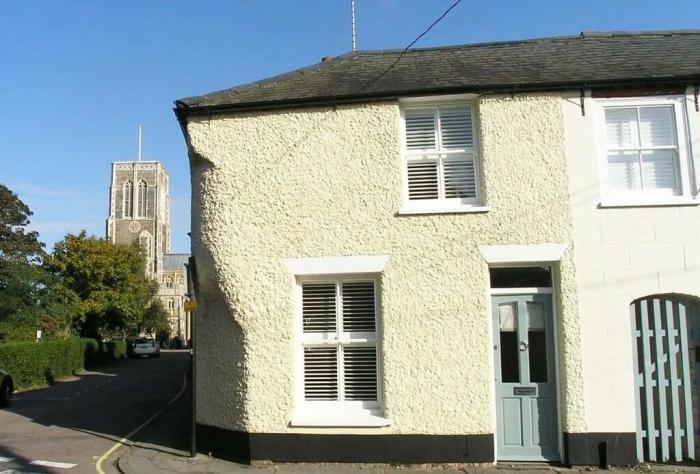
[
  {"xmin": 0, "ymin": 184, "xmax": 53, "ymax": 340},
  {"xmin": 139, "ymin": 299, "xmax": 170, "ymax": 336},
  {"xmin": 0, "ymin": 184, "xmax": 44, "ymax": 263},
  {"xmin": 45, "ymin": 232, "xmax": 159, "ymax": 340}
]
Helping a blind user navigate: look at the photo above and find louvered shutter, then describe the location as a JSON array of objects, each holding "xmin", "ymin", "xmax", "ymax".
[
  {"xmin": 440, "ymin": 108, "xmax": 473, "ymax": 149},
  {"xmin": 407, "ymin": 160, "xmax": 439, "ymax": 200},
  {"xmin": 443, "ymin": 158, "xmax": 476, "ymax": 198},
  {"xmin": 344, "ymin": 347, "xmax": 378, "ymax": 401},
  {"xmin": 607, "ymin": 151, "xmax": 641, "ymax": 191},
  {"xmin": 604, "ymin": 105, "xmax": 681, "ymax": 194},
  {"xmin": 304, "ymin": 347, "xmax": 338, "ymax": 400},
  {"xmin": 300, "ymin": 280, "xmax": 379, "ymax": 406},
  {"xmin": 342, "ymin": 282, "xmax": 376, "ymax": 332},
  {"xmin": 302, "ymin": 284, "xmax": 336, "ymax": 333},
  {"xmin": 641, "ymin": 150, "xmax": 679, "ymax": 191},
  {"xmin": 605, "ymin": 108, "xmax": 638, "ymax": 149},
  {"xmin": 639, "ymin": 106, "xmax": 679, "ymax": 192},
  {"xmin": 404, "ymin": 110, "xmax": 437, "ymax": 151},
  {"xmin": 341, "ymin": 281, "xmax": 378, "ymax": 402},
  {"xmin": 403, "ymin": 105, "xmax": 479, "ymax": 203},
  {"xmin": 639, "ymin": 106, "xmax": 676, "ymax": 147}
]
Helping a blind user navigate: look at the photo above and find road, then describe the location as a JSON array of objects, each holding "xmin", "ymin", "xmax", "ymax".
[{"xmin": 0, "ymin": 350, "xmax": 189, "ymax": 474}]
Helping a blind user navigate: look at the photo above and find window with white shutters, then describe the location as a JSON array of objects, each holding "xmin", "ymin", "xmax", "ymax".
[
  {"xmin": 598, "ymin": 97, "xmax": 692, "ymax": 203},
  {"xmin": 402, "ymin": 104, "xmax": 480, "ymax": 208},
  {"xmin": 300, "ymin": 280, "xmax": 379, "ymax": 409}
]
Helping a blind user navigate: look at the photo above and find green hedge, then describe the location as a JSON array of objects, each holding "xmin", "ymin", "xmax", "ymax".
[
  {"xmin": 0, "ymin": 338, "xmax": 129, "ymax": 389},
  {"xmin": 104, "ymin": 339, "xmax": 127, "ymax": 361},
  {"xmin": 0, "ymin": 338, "xmax": 84, "ymax": 389}
]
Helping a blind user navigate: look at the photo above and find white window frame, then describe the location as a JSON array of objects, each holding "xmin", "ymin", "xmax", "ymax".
[
  {"xmin": 594, "ymin": 95, "xmax": 697, "ymax": 207},
  {"xmin": 399, "ymin": 96, "xmax": 487, "ymax": 215},
  {"xmin": 291, "ymin": 272, "xmax": 390, "ymax": 427}
]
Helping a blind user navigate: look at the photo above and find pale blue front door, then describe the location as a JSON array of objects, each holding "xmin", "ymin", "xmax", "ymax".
[{"xmin": 492, "ymin": 294, "xmax": 559, "ymax": 461}]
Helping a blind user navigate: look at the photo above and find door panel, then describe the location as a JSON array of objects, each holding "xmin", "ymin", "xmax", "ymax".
[
  {"xmin": 502, "ymin": 399, "xmax": 524, "ymax": 446},
  {"xmin": 493, "ymin": 294, "xmax": 559, "ymax": 461}
]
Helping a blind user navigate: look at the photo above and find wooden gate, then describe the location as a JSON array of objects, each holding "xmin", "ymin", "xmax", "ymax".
[{"xmin": 633, "ymin": 296, "xmax": 699, "ymax": 462}]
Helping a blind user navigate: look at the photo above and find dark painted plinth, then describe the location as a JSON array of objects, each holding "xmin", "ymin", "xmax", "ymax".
[
  {"xmin": 564, "ymin": 432, "xmax": 637, "ymax": 466},
  {"xmin": 196, "ymin": 423, "xmax": 494, "ymax": 464}
]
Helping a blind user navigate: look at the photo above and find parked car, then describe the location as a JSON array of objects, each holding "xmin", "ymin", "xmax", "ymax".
[
  {"xmin": 132, "ymin": 338, "xmax": 160, "ymax": 358},
  {"xmin": 0, "ymin": 370, "xmax": 13, "ymax": 407}
]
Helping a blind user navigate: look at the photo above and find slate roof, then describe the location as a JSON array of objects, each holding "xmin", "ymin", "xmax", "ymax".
[
  {"xmin": 176, "ymin": 31, "xmax": 700, "ymax": 116},
  {"xmin": 163, "ymin": 254, "xmax": 189, "ymax": 272}
]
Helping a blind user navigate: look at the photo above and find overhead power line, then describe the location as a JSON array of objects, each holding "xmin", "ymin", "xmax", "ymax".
[{"xmin": 360, "ymin": 0, "xmax": 462, "ymax": 91}]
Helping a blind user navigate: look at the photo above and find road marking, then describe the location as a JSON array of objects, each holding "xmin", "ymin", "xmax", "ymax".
[
  {"xmin": 1, "ymin": 470, "xmax": 44, "ymax": 474},
  {"xmin": 0, "ymin": 458, "xmax": 15, "ymax": 463},
  {"xmin": 94, "ymin": 373, "xmax": 188, "ymax": 474},
  {"xmin": 29, "ymin": 460, "xmax": 76, "ymax": 469}
]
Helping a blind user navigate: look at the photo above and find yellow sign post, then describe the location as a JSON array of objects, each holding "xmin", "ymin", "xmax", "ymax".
[{"xmin": 184, "ymin": 300, "xmax": 197, "ymax": 312}]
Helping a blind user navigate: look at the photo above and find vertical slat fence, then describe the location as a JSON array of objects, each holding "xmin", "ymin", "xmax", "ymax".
[{"xmin": 634, "ymin": 296, "xmax": 697, "ymax": 462}]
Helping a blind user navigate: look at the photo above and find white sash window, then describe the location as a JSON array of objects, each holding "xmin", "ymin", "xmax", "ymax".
[
  {"xmin": 400, "ymin": 102, "xmax": 482, "ymax": 213},
  {"xmin": 597, "ymin": 96, "xmax": 694, "ymax": 205}
]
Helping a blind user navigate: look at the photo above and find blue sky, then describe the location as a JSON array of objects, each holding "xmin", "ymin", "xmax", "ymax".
[{"xmin": 1, "ymin": 0, "xmax": 697, "ymax": 253}]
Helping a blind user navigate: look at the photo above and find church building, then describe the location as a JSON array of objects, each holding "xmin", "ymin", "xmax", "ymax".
[{"xmin": 106, "ymin": 160, "xmax": 191, "ymax": 345}]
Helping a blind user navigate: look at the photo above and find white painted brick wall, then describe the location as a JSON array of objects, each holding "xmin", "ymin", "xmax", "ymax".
[{"xmin": 564, "ymin": 86, "xmax": 700, "ymax": 433}]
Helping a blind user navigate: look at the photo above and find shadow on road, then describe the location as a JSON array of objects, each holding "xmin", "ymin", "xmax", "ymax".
[
  {"xmin": 0, "ymin": 350, "xmax": 191, "ymax": 468},
  {"xmin": 0, "ymin": 446, "xmax": 56, "ymax": 474}
]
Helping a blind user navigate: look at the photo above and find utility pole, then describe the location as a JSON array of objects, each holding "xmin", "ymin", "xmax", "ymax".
[{"xmin": 185, "ymin": 254, "xmax": 197, "ymax": 459}]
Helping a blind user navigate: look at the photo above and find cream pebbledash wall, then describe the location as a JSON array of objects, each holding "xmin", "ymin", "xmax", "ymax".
[
  {"xmin": 185, "ymin": 93, "xmax": 587, "ymax": 436},
  {"xmin": 563, "ymin": 87, "xmax": 700, "ymax": 433}
]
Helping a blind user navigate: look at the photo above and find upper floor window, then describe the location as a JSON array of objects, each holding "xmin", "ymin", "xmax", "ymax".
[
  {"xmin": 164, "ymin": 275, "xmax": 173, "ymax": 288},
  {"xmin": 597, "ymin": 96, "xmax": 693, "ymax": 205},
  {"xmin": 400, "ymin": 101, "xmax": 482, "ymax": 214},
  {"xmin": 122, "ymin": 181, "xmax": 133, "ymax": 218},
  {"xmin": 137, "ymin": 180, "xmax": 148, "ymax": 218}
]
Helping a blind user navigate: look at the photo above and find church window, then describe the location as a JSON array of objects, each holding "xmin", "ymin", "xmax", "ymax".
[
  {"xmin": 167, "ymin": 299, "xmax": 175, "ymax": 314},
  {"xmin": 139, "ymin": 231, "xmax": 152, "ymax": 274},
  {"xmin": 137, "ymin": 180, "xmax": 148, "ymax": 218},
  {"xmin": 164, "ymin": 275, "xmax": 173, "ymax": 288},
  {"xmin": 123, "ymin": 181, "xmax": 133, "ymax": 218}
]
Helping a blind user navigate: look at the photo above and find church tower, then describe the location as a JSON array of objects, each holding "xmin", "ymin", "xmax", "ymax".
[{"xmin": 106, "ymin": 161, "xmax": 171, "ymax": 278}]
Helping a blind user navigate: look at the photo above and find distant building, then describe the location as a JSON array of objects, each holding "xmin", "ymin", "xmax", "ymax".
[
  {"xmin": 160, "ymin": 254, "xmax": 190, "ymax": 343},
  {"xmin": 106, "ymin": 160, "xmax": 190, "ymax": 344}
]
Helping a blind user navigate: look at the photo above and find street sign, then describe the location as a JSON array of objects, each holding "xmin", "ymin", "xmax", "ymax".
[{"xmin": 184, "ymin": 300, "xmax": 197, "ymax": 312}]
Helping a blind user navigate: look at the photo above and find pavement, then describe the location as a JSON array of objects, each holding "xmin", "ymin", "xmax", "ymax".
[
  {"xmin": 116, "ymin": 381, "xmax": 700, "ymax": 474},
  {"xmin": 0, "ymin": 349, "xmax": 189, "ymax": 474},
  {"xmin": 1, "ymin": 348, "xmax": 698, "ymax": 474}
]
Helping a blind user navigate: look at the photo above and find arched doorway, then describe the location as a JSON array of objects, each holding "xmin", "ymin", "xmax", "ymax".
[{"xmin": 632, "ymin": 294, "xmax": 700, "ymax": 462}]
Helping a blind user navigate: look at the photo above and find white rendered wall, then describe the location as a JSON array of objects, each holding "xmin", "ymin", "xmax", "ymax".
[
  {"xmin": 563, "ymin": 87, "xmax": 700, "ymax": 433},
  {"xmin": 186, "ymin": 95, "xmax": 587, "ymax": 436}
]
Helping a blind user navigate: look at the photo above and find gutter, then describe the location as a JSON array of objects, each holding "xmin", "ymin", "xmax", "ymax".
[{"xmin": 173, "ymin": 75, "xmax": 700, "ymax": 120}]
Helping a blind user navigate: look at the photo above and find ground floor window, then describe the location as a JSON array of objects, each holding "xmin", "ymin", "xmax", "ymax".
[{"xmin": 298, "ymin": 278, "xmax": 380, "ymax": 415}]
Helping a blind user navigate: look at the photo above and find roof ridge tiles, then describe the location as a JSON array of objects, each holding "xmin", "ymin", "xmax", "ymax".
[{"xmin": 351, "ymin": 29, "xmax": 700, "ymax": 55}]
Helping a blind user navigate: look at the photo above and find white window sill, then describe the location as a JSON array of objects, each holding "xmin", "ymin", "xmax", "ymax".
[
  {"xmin": 598, "ymin": 197, "xmax": 700, "ymax": 208},
  {"xmin": 290, "ymin": 411, "xmax": 392, "ymax": 428},
  {"xmin": 398, "ymin": 204, "xmax": 490, "ymax": 215}
]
